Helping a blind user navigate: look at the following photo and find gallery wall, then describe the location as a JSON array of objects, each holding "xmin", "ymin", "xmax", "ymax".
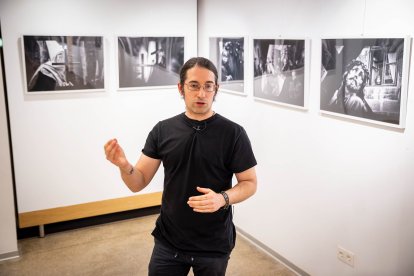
[
  {"xmin": 198, "ymin": 0, "xmax": 414, "ymax": 275},
  {"xmin": 0, "ymin": 0, "xmax": 197, "ymax": 213}
]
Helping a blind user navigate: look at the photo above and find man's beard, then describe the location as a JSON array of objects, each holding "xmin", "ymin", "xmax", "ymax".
[{"xmin": 345, "ymin": 77, "xmax": 362, "ymax": 93}]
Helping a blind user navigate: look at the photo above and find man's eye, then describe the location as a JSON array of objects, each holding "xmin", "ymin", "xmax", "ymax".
[
  {"xmin": 190, "ymin": 84, "xmax": 199, "ymax": 89},
  {"xmin": 205, "ymin": 84, "xmax": 214, "ymax": 90}
]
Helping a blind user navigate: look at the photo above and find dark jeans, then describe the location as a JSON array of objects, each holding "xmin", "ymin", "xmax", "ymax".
[{"xmin": 148, "ymin": 239, "xmax": 230, "ymax": 276}]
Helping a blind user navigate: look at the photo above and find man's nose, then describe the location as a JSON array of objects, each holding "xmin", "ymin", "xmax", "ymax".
[{"xmin": 196, "ymin": 89, "xmax": 206, "ymax": 97}]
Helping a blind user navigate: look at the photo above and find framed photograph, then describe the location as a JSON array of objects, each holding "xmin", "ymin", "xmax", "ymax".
[
  {"xmin": 320, "ymin": 37, "xmax": 411, "ymax": 128},
  {"xmin": 209, "ymin": 37, "xmax": 245, "ymax": 95},
  {"xmin": 253, "ymin": 38, "xmax": 308, "ymax": 108},
  {"xmin": 23, "ymin": 35, "xmax": 105, "ymax": 93},
  {"xmin": 117, "ymin": 36, "xmax": 184, "ymax": 89}
]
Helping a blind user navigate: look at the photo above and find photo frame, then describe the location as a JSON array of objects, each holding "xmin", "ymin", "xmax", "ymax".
[
  {"xmin": 22, "ymin": 35, "xmax": 105, "ymax": 93},
  {"xmin": 253, "ymin": 38, "xmax": 309, "ymax": 109},
  {"xmin": 320, "ymin": 37, "xmax": 411, "ymax": 128},
  {"xmin": 209, "ymin": 37, "xmax": 246, "ymax": 95},
  {"xmin": 117, "ymin": 36, "xmax": 184, "ymax": 90}
]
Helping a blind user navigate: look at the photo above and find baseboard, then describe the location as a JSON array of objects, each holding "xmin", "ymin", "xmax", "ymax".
[
  {"xmin": 0, "ymin": 251, "xmax": 19, "ymax": 262},
  {"xmin": 18, "ymin": 192, "xmax": 162, "ymax": 228},
  {"xmin": 236, "ymin": 226, "xmax": 310, "ymax": 276}
]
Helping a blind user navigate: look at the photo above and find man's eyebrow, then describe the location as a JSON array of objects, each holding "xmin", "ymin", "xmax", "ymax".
[{"xmin": 188, "ymin": 80, "xmax": 215, "ymax": 84}]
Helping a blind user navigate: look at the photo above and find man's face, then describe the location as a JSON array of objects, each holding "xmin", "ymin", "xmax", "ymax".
[
  {"xmin": 345, "ymin": 65, "xmax": 366, "ymax": 92},
  {"xmin": 178, "ymin": 66, "xmax": 217, "ymax": 121}
]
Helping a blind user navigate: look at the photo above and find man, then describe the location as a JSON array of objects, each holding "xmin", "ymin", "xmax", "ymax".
[
  {"xmin": 104, "ymin": 57, "xmax": 257, "ymax": 276},
  {"xmin": 328, "ymin": 59, "xmax": 373, "ymax": 117}
]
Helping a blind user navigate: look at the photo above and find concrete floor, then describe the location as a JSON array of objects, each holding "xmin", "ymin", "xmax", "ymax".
[{"xmin": 0, "ymin": 214, "xmax": 296, "ymax": 276}]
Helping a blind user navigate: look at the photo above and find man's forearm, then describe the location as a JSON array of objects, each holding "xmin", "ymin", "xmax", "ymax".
[
  {"xmin": 223, "ymin": 167, "xmax": 257, "ymax": 207},
  {"xmin": 119, "ymin": 164, "xmax": 148, "ymax": 193},
  {"xmin": 119, "ymin": 154, "xmax": 161, "ymax": 193},
  {"xmin": 225, "ymin": 180, "xmax": 257, "ymax": 206}
]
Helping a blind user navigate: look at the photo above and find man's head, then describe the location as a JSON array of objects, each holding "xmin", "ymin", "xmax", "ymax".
[
  {"xmin": 179, "ymin": 57, "xmax": 218, "ymax": 87},
  {"xmin": 178, "ymin": 57, "xmax": 219, "ymax": 121},
  {"xmin": 344, "ymin": 60, "xmax": 369, "ymax": 94}
]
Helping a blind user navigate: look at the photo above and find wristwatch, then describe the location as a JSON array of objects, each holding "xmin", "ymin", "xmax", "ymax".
[{"xmin": 220, "ymin": 191, "xmax": 230, "ymax": 210}]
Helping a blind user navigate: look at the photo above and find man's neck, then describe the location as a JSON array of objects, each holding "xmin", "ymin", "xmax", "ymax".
[
  {"xmin": 185, "ymin": 110, "xmax": 215, "ymax": 121},
  {"xmin": 344, "ymin": 87, "xmax": 357, "ymax": 97}
]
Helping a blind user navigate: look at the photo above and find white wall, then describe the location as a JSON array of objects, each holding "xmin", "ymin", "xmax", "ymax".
[
  {"xmin": 0, "ymin": 0, "xmax": 197, "ymax": 212},
  {"xmin": 0, "ymin": 44, "xmax": 19, "ymax": 260},
  {"xmin": 198, "ymin": 0, "xmax": 414, "ymax": 275}
]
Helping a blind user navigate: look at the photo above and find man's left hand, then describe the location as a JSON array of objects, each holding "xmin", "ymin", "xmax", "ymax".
[{"xmin": 187, "ymin": 186, "xmax": 225, "ymax": 213}]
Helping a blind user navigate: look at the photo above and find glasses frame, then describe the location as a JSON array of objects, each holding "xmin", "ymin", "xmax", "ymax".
[{"xmin": 184, "ymin": 82, "xmax": 217, "ymax": 93}]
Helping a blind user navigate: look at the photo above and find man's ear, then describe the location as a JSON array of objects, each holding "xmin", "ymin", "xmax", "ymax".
[
  {"xmin": 178, "ymin": 83, "xmax": 184, "ymax": 96},
  {"xmin": 213, "ymin": 84, "xmax": 219, "ymax": 101}
]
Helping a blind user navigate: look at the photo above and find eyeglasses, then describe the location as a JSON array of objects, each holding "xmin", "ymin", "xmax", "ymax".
[{"xmin": 184, "ymin": 82, "xmax": 217, "ymax": 93}]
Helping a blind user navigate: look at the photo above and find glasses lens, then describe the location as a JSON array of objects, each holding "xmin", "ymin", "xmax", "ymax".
[
  {"xmin": 204, "ymin": 83, "xmax": 215, "ymax": 92},
  {"xmin": 188, "ymin": 83, "xmax": 200, "ymax": 91}
]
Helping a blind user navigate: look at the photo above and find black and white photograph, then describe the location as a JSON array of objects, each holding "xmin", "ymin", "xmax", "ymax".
[
  {"xmin": 117, "ymin": 36, "xmax": 184, "ymax": 89},
  {"xmin": 320, "ymin": 38, "xmax": 410, "ymax": 126},
  {"xmin": 253, "ymin": 39, "xmax": 305, "ymax": 107},
  {"xmin": 209, "ymin": 37, "xmax": 244, "ymax": 94},
  {"xmin": 23, "ymin": 35, "xmax": 104, "ymax": 93}
]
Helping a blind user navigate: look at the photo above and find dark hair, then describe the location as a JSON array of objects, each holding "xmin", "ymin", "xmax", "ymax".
[{"xmin": 179, "ymin": 57, "xmax": 218, "ymax": 85}]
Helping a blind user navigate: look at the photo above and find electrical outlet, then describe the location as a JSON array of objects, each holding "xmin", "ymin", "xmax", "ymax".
[{"xmin": 337, "ymin": 246, "xmax": 355, "ymax": 267}]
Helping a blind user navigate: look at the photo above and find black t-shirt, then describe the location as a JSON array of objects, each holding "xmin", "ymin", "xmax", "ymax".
[{"xmin": 142, "ymin": 112, "xmax": 257, "ymax": 257}]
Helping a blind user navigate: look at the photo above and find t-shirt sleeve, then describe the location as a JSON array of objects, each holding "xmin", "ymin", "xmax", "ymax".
[
  {"xmin": 142, "ymin": 123, "xmax": 161, "ymax": 160},
  {"xmin": 229, "ymin": 127, "xmax": 257, "ymax": 173}
]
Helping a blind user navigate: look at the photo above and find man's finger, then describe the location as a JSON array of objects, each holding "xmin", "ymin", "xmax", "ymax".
[{"xmin": 196, "ymin": 186, "xmax": 211, "ymax": 194}]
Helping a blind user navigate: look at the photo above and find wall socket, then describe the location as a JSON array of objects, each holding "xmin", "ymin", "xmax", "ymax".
[{"xmin": 337, "ymin": 246, "xmax": 355, "ymax": 267}]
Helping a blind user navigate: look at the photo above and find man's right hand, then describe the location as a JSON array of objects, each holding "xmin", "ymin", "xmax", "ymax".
[{"xmin": 104, "ymin": 138, "xmax": 130, "ymax": 172}]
